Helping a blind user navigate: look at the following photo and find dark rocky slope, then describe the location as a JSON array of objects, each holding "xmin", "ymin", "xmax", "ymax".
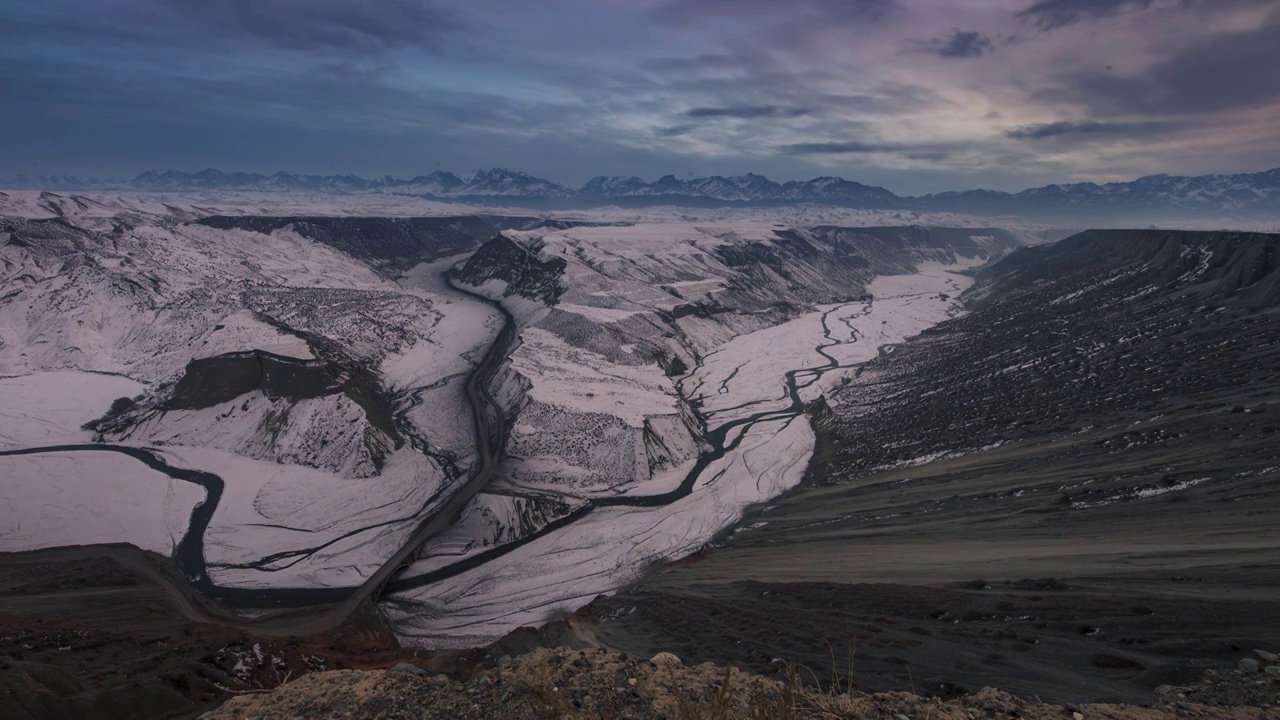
[
  {"xmin": 577, "ymin": 230, "xmax": 1280, "ymax": 704},
  {"xmin": 454, "ymin": 234, "xmax": 567, "ymax": 304},
  {"xmin": 195, "ymin": 215, "xmax": 502, "ymax": 274}
]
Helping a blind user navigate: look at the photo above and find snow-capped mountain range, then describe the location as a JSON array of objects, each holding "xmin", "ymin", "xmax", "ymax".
[{"xmin": 6, "ymin": 166, "xmax": 1280, "ymax": 220}]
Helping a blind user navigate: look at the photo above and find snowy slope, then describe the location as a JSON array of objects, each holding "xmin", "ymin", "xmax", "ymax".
[
  {"xmin": 0, "ymin": 450, "xmax": 205, "ymax": 555},
  {"xmin": 0, "ymin": 372, "xmax": 146, "ymax": 449},
  {"xmin": 0, "ymin": 206, "xmax": 501, "ymax": 582}
]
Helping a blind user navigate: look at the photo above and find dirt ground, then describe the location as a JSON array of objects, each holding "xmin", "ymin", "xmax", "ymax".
[{"xmin": 573, "ymin": 427, "xmax": 1280, "ymax": 706}]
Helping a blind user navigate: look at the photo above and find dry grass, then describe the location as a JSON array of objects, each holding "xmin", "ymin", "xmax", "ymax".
[
  {"xmin": 514, "ymin": 658, "xmax": 577, "ymax": 719},
  {"xmin": 205, "ymin": 647, "xmax": 1279, "ymax": 720},
  {"xmin": 672, "ymin": 642, "xmax": 883, "ymax": 720}
]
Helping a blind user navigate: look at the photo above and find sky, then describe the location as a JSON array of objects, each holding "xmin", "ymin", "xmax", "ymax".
[{"xmin": 2, "ymin": 0, "xmax": 1279, "ymax": 194}]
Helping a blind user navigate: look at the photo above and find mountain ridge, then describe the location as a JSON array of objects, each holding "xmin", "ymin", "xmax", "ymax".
[{"xmin": 6, "ymin": 166, "xmax": 1280, "ymax": 221}]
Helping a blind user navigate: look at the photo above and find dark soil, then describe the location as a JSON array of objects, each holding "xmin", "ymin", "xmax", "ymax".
[{"xmin": 0, "ymin": 547, "xmax": 422, "ymax": 720}]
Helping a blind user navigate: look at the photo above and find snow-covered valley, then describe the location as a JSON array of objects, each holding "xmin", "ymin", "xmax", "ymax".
[
  {"xmin": 0, "ymin": 193, "xmax": 1019, "ymax": 646},
  {"xmin": 383, "ymin": 224, "xmax": 1009, "ymax": 646}
]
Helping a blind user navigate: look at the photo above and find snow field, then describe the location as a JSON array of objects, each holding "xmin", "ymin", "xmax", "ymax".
[{"xmin": 0, "ymin": 450, "xmax": 205, "ymax": 555}]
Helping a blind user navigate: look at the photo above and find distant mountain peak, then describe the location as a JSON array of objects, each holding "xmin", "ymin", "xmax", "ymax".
[{"xmin": 7, "ymin": 166, "xmax": 1280, "ymax": 221}]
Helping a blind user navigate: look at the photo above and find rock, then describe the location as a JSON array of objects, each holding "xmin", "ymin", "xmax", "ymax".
[
  {"xmin": 389, "ymin": 663, "xmax": 427, "ymax": 677},
  {"xmin": 1155, "ymin": 685, "xmax": 1193, "ymax": 705},
  {"xmin": 1238, "ymin": 658, "xmax": 1260, "ymax": 674},
  {"xmin": 498, "ymin": 655, "xmax": 513, "ymax": 669},
  {"xmin": 1255, "ymin": 649, "xmax": 1279, "ymax": 663},
  {"xmin": 1073, "ymin": 713, "xmax": 1085, "ymax": 720},
  {"xmin": 894, "ymin": 714, "xmax": 910, "ymax": 720},
  {"xmin": 477, "ymin": 675, "xmax": 492, "ymax": 688},
  {"xmin": 429, "ymin": 674, "xmax": 450, "ymax": 686},
  {"xmin": 1265, "ymin": 666, "xmax": 1280, "ymax": 679},
  {"xmin": 627, "ymin": 677, "xmax": 637, "ymax": 687},
  {"xmin": 650, "ymin": 652, "xmax": 682, "ymax": 668}
]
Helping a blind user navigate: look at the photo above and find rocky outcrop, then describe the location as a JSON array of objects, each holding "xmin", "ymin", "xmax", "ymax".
[
  {"xmin": 195, "ymin": 215, "xmax": 501, "ymax": 274},
  {"xmin": 89, "ymin": 347, "xmax": 405, "ymax": 476},
  {"xmin": 165, "ymin": 351, "xmax": 342, "ymax": 409},
  {"xmin": 455, "ymin": 235, "xmax": 566, "ymax": 304}
]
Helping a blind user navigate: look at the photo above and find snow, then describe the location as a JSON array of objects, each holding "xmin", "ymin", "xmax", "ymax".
[
  {"xmin": 160, "ymin": 445, "xmax": 444, "ymax": 588},
  {"xmin": 196, "ymin": 310, "xmax": 314, "ymax": 359},
  {"xmin": 0, "ymin": 372, "xmax": 146, "ymax": 449},
  {"xmin": 389, "ymin": 411, "xmax": 815, "ymax": 648},
  {"xmin": 1072, "ymin": 477, "xmax": 1211, "ymax": 509},
  {"xmin": 0, "ymin": 450, "xmax": 205, "ymax": 555},
  {"xmin": 385, "ymin": 260, "xmax": 504, "ymax": 392},
  {"xmin": 116, "ymin": 392, "xmax": 389, "ymax": 478},
  {"xmin": 511, "ymin": 328, "xmax": 678, "ymax": 428},
  {"xmin": 688, "ymin": 261, "xmax": 978, "ymax": 424}
]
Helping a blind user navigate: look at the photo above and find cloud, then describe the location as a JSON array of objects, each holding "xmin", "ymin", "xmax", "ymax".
[
  {"xmin": 781, "ymin": 140, "xmax": 908, "ymax": 155},
  {"xmin": 3, "ymin": 0, "xmax": 1279, "ymax": 193},
  {"xmin": 656, "ymin": 124, "xmax": 696, "ymax": 137},
  {"xmin": 1040, "ymin": 9, "xmax": 1280, "ymax": 115},
  {"xmin": 685, "ymin": 105, "xmax": 811, "ymax": 119},
  {"xmin": 1004, "ymin": 120, "xmax": 1175, "ymax": 139},
  {"xmin": 655, "ymin": 0, "xmax": 899, "ymax": 26},
  {"xmin": 1017, "ymin": 0, "xmax": 1156, "ymax": 31},
  {"xmin": 904, "ymin": 151, "xmax": 954, "ymax": 161},
  {"xmin": 924, "ymin": 30, "xmax": 995, "ymax": 58},
  {"xmin": 646, "ymin": 54, "xmax": 741, "ymax": 73},
  {"xmin": 153, "ymin": 0, "xmax": 466, "ymax": 53}
]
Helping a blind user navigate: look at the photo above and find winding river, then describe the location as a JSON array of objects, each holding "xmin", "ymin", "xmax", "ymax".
[
  {"xmin": 1, "ymin": 283, "xmax": 885, "ymax": 631},
  {"xmin": 383, "ymin": 298, "xmax": 877, "ymax": 592},
  {"xmin": 0, "ymin": 271, "xmax": 515, "ymax": 630}
]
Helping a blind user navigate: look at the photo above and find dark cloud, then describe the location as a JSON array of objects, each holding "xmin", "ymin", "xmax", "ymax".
[
  {"xmin": 1005, "ymin": 120, "xmax": 1175, "ymax": 139},
  {"xmin": 655, "ymin": 0, "xmax": 898, "ymax": 26},
  {"xmin": 646, "ymin": 54, "xmax": 741, "ymax": 73},
  {"xmin": 924, "ymin": 30, "xmax": 995, "ymax": 58},
  {"xmin": 1017, "ymin": 0, "xmax": 1155, "ymax": 31},
  {"xmin": 1042, "ymin": 10, "xmax": 1280, "ymax": 115},
  {"xmin": 685, "ymin": 105, "xmax": 811, "ymax": 119},
  {"xmin": 781, "ymin": 140, "xmax": 907, "ymax": 154},
  {"xmin": 904, "ymin": 151, "xmax": 954, "ymax": 161},
  {"xmin": 656, "ymin": 124, "xmax": 696, "ymax": 137},
  {"xmin": 154, "ymin": 0, "xmax": 465, "ymax": 53}
]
